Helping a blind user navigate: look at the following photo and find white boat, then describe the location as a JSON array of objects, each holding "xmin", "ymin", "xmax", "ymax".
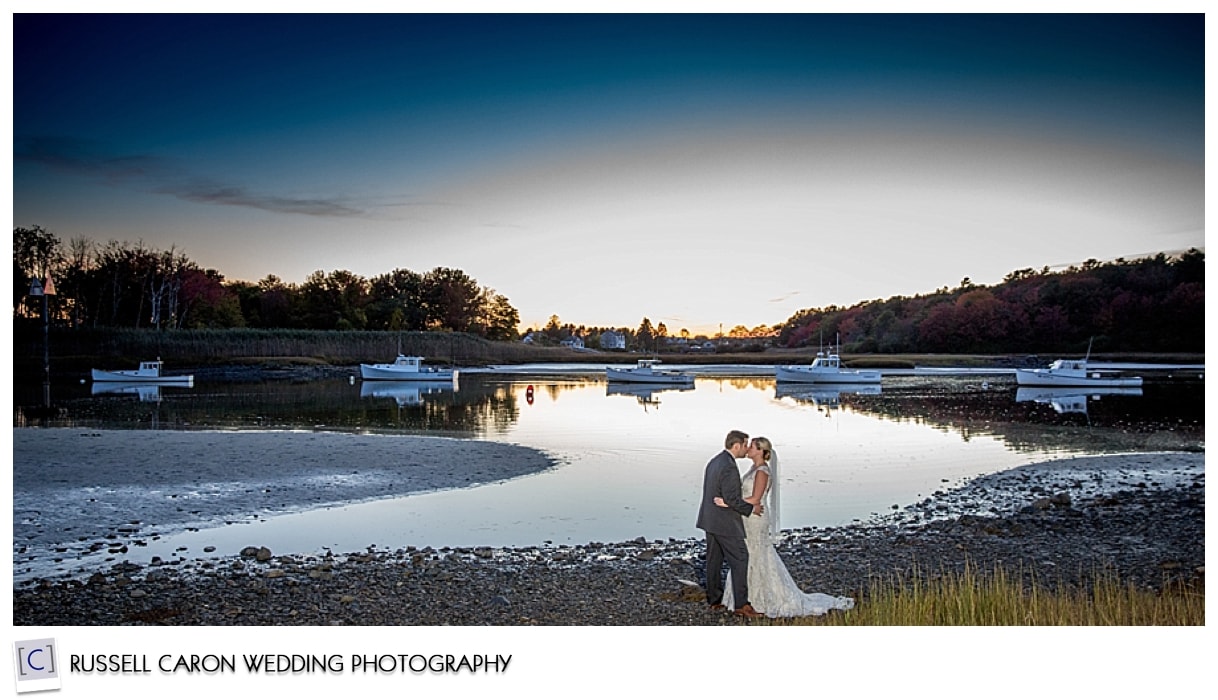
[
  {"xmin": 360, "ymin": 355, "xmax": 458, "ymax": 381},
  {"xmin": 1014, "ymin": 359, "xmax": 1143, "ymax": 388},
  {"xmin": 604, "ymin": 359, "xmax": 695, "ymax": 385},
  {"xmin": 775, "ymin": 351, "xmax": 881, "ymax": 384},
  {"xmin": 91, "ymin": 360, "xmax": 193, "ymax": 384},
  {"xmin": 359, "ymin": 379, "xmax": 456, "ymax": 406}
]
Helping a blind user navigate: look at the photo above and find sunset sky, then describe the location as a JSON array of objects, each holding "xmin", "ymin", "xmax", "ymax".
[{"xmin": 11, "ymin": 12, "xmax": 1204, "ymax": 335}]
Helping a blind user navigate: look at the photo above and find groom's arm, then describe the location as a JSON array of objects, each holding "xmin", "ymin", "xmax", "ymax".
[{"xmin": 717, "ymin": 465, "xmax": 754, "ymax": 517}]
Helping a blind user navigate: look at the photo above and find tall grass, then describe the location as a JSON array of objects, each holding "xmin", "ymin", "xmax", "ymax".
[{"xmin": 778, "ymin": 565, "xmax": 1203, "ymax": 626}]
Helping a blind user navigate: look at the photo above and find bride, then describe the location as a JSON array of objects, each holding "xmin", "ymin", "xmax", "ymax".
[{"xmin": 718, "ymin": 436, "xmax": 855, "ymax": 617}]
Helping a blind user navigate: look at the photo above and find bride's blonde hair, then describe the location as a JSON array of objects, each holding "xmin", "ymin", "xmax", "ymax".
[{"xmin": 752, "ymin": 436, "xmax": 773, "ymax": 462}]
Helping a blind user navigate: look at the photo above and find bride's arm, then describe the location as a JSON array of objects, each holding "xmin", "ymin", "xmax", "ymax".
[{"xmin": 715, "ymin": 469, "xmax": 769, "ymax": 510}]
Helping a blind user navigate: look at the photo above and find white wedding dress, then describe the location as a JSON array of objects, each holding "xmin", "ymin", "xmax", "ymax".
[{"xmin": 723, "ymin": 464, "xmax": 855, "ymax": 617}]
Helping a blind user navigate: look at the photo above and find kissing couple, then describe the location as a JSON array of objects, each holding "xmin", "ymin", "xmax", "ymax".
[{"xmin": 696, "ymin": 429, "xmax": 854, "ymax": 618}]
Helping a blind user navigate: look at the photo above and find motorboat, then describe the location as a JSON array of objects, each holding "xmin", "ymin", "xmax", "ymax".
[
  {"xmin": 775, "ymin": 351, "xmax": 881, "ymax": 384},
  {"xmin": 1015, "ymin": 386, "xmax": 1143, "ymax": 415},
  {"xmin": 1014, "ymin": 359, "xmax": 1143, "ymax": 388},
  {"xmin": 360, "ymin": 355, "xmax": 458, "ymax": 381},
  {"xmin": 604, "ymin": 359, "xmax": 695, "ymax": 385},
  {"xmin": 359, "ymin": 379, "xmax": 456, "ymax": 406},
  {"xmin": 91, "ymin": 360, "xmax": 193, "ymax": 384}
]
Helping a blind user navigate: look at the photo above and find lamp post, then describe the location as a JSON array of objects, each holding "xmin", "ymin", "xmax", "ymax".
[{"xmin": 29, "ymin": 274, "xmax": 56, "ymax": 408}]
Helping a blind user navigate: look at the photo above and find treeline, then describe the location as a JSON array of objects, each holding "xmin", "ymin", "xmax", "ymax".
[
  {"xmin": 13, "ymin": 226, "xmax": 520, "ymax": 340},
  {"xmin": 778, "ymin": 250, "xmax": 1204, "ymax": 353}
]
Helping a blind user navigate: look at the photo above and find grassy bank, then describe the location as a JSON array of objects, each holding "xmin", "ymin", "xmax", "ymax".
[{"xmin": 780, "ymin": 565, "xmax": 1204, "ymax": 626}]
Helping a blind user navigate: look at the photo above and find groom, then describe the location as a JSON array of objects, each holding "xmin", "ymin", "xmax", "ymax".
[{"xmin": 696, "ymin": 429, "xmax": 762, "ymax": 618}]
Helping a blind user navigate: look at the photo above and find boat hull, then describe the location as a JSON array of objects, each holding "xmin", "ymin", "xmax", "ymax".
[
  {"xmin": 91, "ymin": 369, "xmax": 193, "ymax": 384},
  {"xmin": 604, "ymin": 367, "xmax": 694, "ymax": 384},
  {"xmin": 1014, "ymin": 369, "xmax": 1143, "ymax": 388},
  {"xmin": 774, "ymin": 366, "xmax": 881, "ymax": 384},
  {"xmin": 359, "ymin": 364, "xmax": 457, "ymax": 381}
]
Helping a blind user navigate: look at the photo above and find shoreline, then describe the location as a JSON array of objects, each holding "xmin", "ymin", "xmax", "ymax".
[{"xmin": 11, "ymin": 430, "xmax": 1204, "ymax": 625}]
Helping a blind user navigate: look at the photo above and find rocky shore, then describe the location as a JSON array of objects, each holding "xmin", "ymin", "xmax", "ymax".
[{"xmin": 13, "ymin": 452, "xmax": 1203, "ymax": 626}]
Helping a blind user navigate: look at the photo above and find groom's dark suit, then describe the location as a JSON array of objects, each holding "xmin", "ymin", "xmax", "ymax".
[{"xmin": 696, "ymin": 449, "xmax": 755, "ymax": 609}]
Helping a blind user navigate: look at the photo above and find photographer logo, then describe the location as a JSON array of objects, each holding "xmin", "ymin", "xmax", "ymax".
[{"xmin": 13, "ymin": 638, "xmax": 61, "ymax": 693}]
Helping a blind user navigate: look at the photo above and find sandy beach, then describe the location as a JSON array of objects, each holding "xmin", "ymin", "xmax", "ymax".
[{"xmin": 11, "ymin": 428, "xmax": 1204, "ymax": 625}]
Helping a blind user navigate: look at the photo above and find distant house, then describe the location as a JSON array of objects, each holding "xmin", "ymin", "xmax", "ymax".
[
  {"xmin": 561, "ymin": 335, "xmax": 585, "ymax": 349},
  {"xmin": 521, "ymin": 332, "xmax": 536, "ymax": 344},
  {"xmin": 600, "ymin": 330, "xmax": 626, "ymax": 350}
]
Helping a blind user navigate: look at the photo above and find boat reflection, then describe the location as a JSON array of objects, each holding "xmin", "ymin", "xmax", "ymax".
[
  {"xmin": 774, "ymin": 382, "xmax": 881, "ymax": 408},
  {"xmin": 1014, "ymin": 386, "xmax": 1143, "ymax": 415},
  {"xmin": 605, "ymin": 381, "xmax": 694, "ymax": 411},
  {"xmin": 359, "ymin": 379, "xmax": 457, "ymax": 407},
  {"xmin": 90, "ymin": 380, "xmax": 194, "ymax": 403}
]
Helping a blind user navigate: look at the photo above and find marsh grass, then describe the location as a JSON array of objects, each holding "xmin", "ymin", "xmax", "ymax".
[{"xmin": 772, "ymin": 565, "xmax": 1203, "ymax": 626}]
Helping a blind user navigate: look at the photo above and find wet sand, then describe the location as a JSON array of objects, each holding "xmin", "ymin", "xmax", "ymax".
[{"xmin": 12, "ymin": 428, "xmax": 557, "ymax": 551}]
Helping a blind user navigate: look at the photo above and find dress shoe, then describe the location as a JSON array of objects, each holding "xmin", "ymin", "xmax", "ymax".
[
  {"xmin": 708, "ymin": 604, "xmax": 727, "ymax": 612},
  {"xmin": 734, "ymin": 604, "xmax": 763, "ymax": 618}
]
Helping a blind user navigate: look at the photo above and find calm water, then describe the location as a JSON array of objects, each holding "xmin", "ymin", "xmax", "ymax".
[{"xmin": 12, "ymin": 368, "xmax": 1204, "ymax": 576}]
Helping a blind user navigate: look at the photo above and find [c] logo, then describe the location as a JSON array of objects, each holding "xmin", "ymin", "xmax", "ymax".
[{"xmin": 13, "ymin": 638, "xmax": 61, "ymax": 693}]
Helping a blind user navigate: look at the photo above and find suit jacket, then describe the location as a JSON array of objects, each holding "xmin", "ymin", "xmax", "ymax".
[{"xmin": 695, "ymin": 449, "xmax": 754, "ymax": 537}]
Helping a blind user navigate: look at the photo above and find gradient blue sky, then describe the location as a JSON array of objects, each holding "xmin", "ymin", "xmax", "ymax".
[{"xmin": 11, "ymin": 12, "xmax": 1204, "ymax": 334}]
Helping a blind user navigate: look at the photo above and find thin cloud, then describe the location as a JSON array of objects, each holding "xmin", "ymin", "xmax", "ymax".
[
  {"xmin": 160, "ymin": 180, "xmax": 363, "ymax": 218},
  {"xmin": 768, "ymin": 291, "xmax": 801, "ymax": 303},
  {"xmin": 16, "ymin": 136, "xmax": 371, "ymax": 219}
]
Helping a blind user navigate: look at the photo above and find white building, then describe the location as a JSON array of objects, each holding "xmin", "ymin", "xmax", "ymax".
[
  {"xmin": 561, "ymin": 335, "xmax": 585, "ymax": 349},
  {"xmin": 600, "ymin": 330, "xmax": 626, "ymax": 350}
]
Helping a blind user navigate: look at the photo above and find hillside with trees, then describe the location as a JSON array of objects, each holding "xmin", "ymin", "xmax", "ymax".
[{"xmin": 776, "ymin": 250, "xmax": 1204, "ymax": 354}]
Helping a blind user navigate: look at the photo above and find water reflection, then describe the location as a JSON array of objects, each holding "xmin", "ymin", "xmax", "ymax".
[
  {"xmin": 359, "ymin": 378, "xmax": 457, "ymax": 406},
  {"xmin": 605, "ymin": 381, "xmax": 695, "ymax": 411},
  {"xmin": 88, "ymin": 379, "xmax": 171, "ymax": 401},
  {"xmin": 14, "ymin": 374, "xmax": 1202, "ymax": 456},
  {"xmin": 774, "ymin": 382, "xmax": 881, "ymax": 410},
  {"xmin": 12, "ymin": 372, "xmax": 1204, "ymax": 580},
  {"xmin": 1015, "ymin": 386, "xmax": 1144, "ymax": 415}
]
